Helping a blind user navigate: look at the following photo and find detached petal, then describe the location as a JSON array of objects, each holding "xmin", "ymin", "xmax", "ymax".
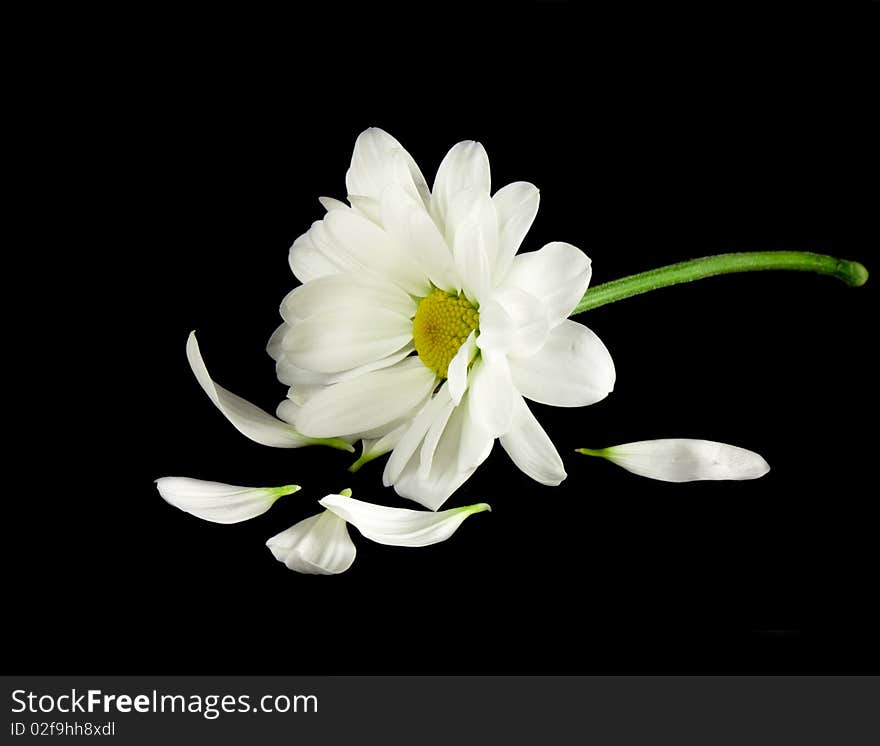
[
  {"xmin": 508, "ymin": 320, "xmax": 615, "ymax": 407},
  {"xmin": 186, "ymin": 332, "xmax": 351, "ymax": 450},
  {"xmin": 578, "ymin": 439, "xmax": 770, "ymax": 482},
  {"xmin": 266, "ymin": 510, "xmax": 356, "ymax": 575},
  {"xmin": 320, "ymin": 494, "xmax": 490, "ymax": 548},
  {"xmin": 156, "ymin": 477, "xmax": 299, "ymax": 524}
]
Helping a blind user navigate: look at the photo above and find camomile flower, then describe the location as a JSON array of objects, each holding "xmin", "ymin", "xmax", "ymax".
[{"xmin": 266, "ymin": 128, "xmax": 615, "ymax": 510}]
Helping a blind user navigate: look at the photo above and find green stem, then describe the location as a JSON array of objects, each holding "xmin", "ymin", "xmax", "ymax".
[{"xmin": 571, "ymin": 251, "xmax": 868, "ymax": 315}]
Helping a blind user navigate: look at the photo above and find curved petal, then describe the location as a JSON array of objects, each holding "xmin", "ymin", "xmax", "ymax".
[
  {"xmin": 281, "ymin": 273, "xmax": 416, "ymax": 323},
  {"xmin": 457, "ymin": 388, "xmax": 495, "ymax": 472},
  {"xmin": 499, "ymin": 396, "xmax": 566, "ymax": 486},
  {"xmin": 320, "ymin": 494, "xmax": 490, "ymax": 547},
  {"xmin": 450, "ymin": 190, "xmax": 498, "ymax": 303},
  {"xmin": 288, "ymin": 220, "xmax": 349, "ymax": 284},
  {"xmin": 477, "ymin": 286, "xmax": 550, "ymax": 357},
  {"xmin": 467, "ymin": 354, "xmax": 517, "ymax": 438},
  {"xmin": 266, "ymin": 510, "xmax": 356, "ymax": 575},
  {"xmin": 386, "ymin": 389, "xmax": 493, "ymax": 511},
  {"xmin": 282, "ymin": 307, "xmax": 412, "ymax": 373},
  {"xmin": 266, "ymin": 322, "xmax": 288, "ymax": 361},
  {"xmin": 346, "ymin": 128, "xmax": 431, "ymax": 211},
  {"xmin": 431, "ymin": 140, "xmax": 491, "ymax": 229},
  {"xmin": 503, "ymin": 242, "xmax": 591, "ymax": 325},
  {"xmin": 447, "ymin": 330, "xmax": 477, "ymax": 406},
  {"xmin": 492, "ymin": 181, "xmax": 540, "ymax": 282},
  {"xmin": 381, "ymin": 184, "xmax": 459, "ymax": 293},
  {"xmin": 155, "ymin": 477, "xmax": 299, "ymax": 524},
  {"xmin": 295, "ymin": 357, "xmax": 437, "ymax": 438},
  {"xmin": 384, "ymin": 384, "xmax": 455, "ymax": 485},
  {"xmin": 186, "ymin": 332, "xmax": 351, "ymax": 450},
  {"xmin": 578, "ymin": 439, "xmax": 770, "ymax": 482},
  {"xmin": 349, "ymin": 423, "xmax": 410, "ymax": 473},
  {"xmin": 508, "ymin": 320, "xmax": 615, "ymax": 407},
  {"xmin": 319, "ymin": 196, "xmax": 348, "ymax": 212},
  {"xmin": 324, "ymin": 208, "xmax": 430, "ymax": 296},
  {"xmin": 276, "ymin": 345, "xmax": 414, "ymax": 387}
]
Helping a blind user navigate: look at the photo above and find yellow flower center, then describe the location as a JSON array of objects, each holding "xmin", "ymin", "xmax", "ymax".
[{"xmin": 412, "ymin": 288, "xmax": 479, "ymax": 379}]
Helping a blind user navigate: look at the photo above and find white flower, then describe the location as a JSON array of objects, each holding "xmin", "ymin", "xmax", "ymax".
[
  {"xmin": 155, "ymin": 477, "xmax": 300, "ymax": 523},
  {"xmin": 577, "ymin": 439, "xmax": 770, "ymax": 482},
  {"xmin": 266, "ymin": 490, "xmax": 491, "ymax": 575},
  {"xmin": 268, "ymin": 128, "xmax": 615, "ymax": 509}
]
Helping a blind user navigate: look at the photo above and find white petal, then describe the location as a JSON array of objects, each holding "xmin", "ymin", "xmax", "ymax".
[
  {"xmin": 346, "ymin": 128, "xmax": 430, "ymax": 210},
  {"xmin": 275, "ymin": 357, "xmax": 335, "ymax": 387},
  {"xmin": 508, "ymin": 320, "xmax": 615, "ymax": 407},
  {"xmin": 417, "ymin": 393, "xmax": 457, "ymax": 482},
  {"xmin": 295, "ymin": 357, "xmax": 436, "ymax": 438},
  {"xmin": 266, "ymin": 510, "xmax": 356, "ymax": 575},
  {"xmin": 276, "ymin": 398, "xmax": 299, "ymax": 425},
  {"xmin": 266, "ymin": 322, "xmax": 288, "ymax": 361},
  {"xmin": 384, "ymin": 384, "xmax": 454, "ymax": 485},
  {"xmin": 324, "ymin": 209, "xmax": 430, "ymax": 296},
  {"xmin": 276, "ymin": 345, "xmax": 414, "ymax": 387},
  {"xmin": 456, "ymin": 389, "xmax": 495, "ymax": 473},
  {"xmin": 350, "ymin": 423, "xmax": 410, "ymax": 472},
  {"xmin": 281, "ymin": 273, "xmax": 416, "ymax": 322},
  {"xmin": 431, "ymin": 140, "xmax": 491, "ymax": 228},
  {"xmin": 282, "ymin": 307, "xmax": 412, "ymax": 373},
  {"xmin": 380, "ymin": 184, "xmax": 459, "ymax": 293},
  {"xmin": 503, "ymin": 242, "xmax": 591, "ymax": 325},
  {"xmin": 447, "ymin": 330, "xmax": 477, "ymax": 406},
  {"xmin": 467, "ymin": 354, "xmax": 517, "ymax": 438},
  {"xmin": 186, "ymin": 332, "xmax": 348, "ymax": 449},
  {"xmin": 288, "ymin": 221, "xmax": 347, "ymax": 284},
  {"xmin": 320, "ymin": 494, "xmax": 490, "ymax": 548},
  {"xmin": 450, "ymin": 190, "xmax": 498, "ymax": 302},
  {"xmin": 156, "ymin": 477, "xmax": 299, "ymax": 524},
  {"xmin": 476, "ymin": 286, "xmax": 550, "ymax": 357},
  {"xmin": 499, "ymin": 396, "xmax": 566, "ymax": 486},
  {"xmin": 387, "ymin": 389, "xmax": 493, "ymax": 511},
  {"xmin": 346, "ymin": 195, "xmax": 383, "ymax": 225},
  {"xmin": 492, "ymin": 181, "xmax": 540, "ymax": 282},
  {"xmin": 580, "ymin": 439, "xmax": 771, "ymax": 482},
  {"xmin": 319, "ymin": 196, "xmax": 348, "ymax": 212}
]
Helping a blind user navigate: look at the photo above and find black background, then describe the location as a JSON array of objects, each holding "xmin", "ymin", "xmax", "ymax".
[{"xmin": 10, "ymin": 3, "xmax": 878, "ymax": 674}]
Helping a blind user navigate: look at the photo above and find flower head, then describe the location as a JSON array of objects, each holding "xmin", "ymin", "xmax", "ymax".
[{"xmin": 271, "ymin": 128, "xmax": 616, "ymax": 509}]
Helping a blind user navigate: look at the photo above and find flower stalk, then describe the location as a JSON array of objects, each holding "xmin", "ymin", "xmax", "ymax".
[{"xmin": 570, "ymin": 251, "xmax": 868, "ymax": 315}]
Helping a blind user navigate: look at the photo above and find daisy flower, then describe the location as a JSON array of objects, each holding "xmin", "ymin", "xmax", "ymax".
[{"xmin": 266, "ymin": 128, "xmax": 615, "ymax": 509}]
